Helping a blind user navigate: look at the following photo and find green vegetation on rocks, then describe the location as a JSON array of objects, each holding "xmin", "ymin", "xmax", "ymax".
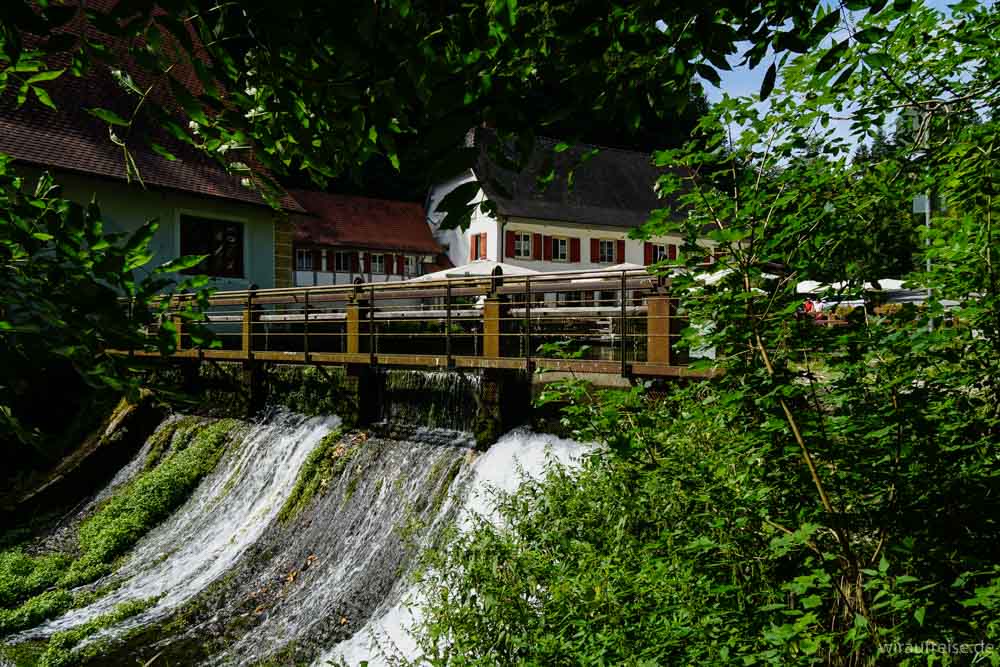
[
  {"xmin": 0, "ymin": 417, "xmax": 240, "ymax": 638},
  {"xmin": 37, "ymin": 597, "xmax": 158, "ymax": 667},
  {"xmin": 277, "ymin": 428, "xmax": 349, "ymax": 522}
]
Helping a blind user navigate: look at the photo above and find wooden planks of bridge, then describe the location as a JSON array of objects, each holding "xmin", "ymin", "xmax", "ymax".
[{"xmin": 128, "ymin": 267, "xmax": 717, "ymax": 380}]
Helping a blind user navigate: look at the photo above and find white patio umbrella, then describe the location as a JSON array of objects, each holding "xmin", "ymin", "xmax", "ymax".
[{"xmin": 409, "ymin": 259, "xmax": 540, "ymax": 282}]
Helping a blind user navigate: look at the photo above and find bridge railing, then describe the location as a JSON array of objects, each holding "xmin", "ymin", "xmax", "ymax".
[{"xmin": 131, "ymin": 267, "xmax": 707, "ymax": 378}]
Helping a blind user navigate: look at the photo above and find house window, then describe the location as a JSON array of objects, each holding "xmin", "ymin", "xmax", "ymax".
[
  {"xmin": 371, "ymin": 254, "xmax": 385, "ymax": 274},
  {"xmin": 552, "ymin": 237, "xmax": 568, "ymax": 262},
  {"xmin": 295, "ymin": 248, "xmax": 313, "ymax": 271},
  {"xmin": 405, "ymin": 255, "xmax": 419, "ymax": 276},
  {"xmin": 513, "ymin": 232, "xmax": 532, "ymax": 258},
  {"xmin": 598, "ymin": 239, "xmax": 616, "ymax": 263},
  {"xmin": 180, "ymin": 215, "xmax": 244, "ymax": 278},
  {"xmin": 334, "ymin": 251, "xmax": 353, "ymax": 273}
]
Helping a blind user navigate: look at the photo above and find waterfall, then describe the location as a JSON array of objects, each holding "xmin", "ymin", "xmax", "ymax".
[
  {"xmin": 318, "ymin": 428, "xmax": 588, "ymax": 667},
  {"xmin": 2, "ymin": 369, "xmax": 588, "ymax": 667},
  {"xmin": 18, "ymin": 410, "xmax": 339, "ymax": 640}
]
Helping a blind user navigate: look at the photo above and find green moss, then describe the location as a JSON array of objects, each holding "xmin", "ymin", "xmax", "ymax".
[
  {"xmin": 0, "ymin": 417, "xmax": 241, "ymax": 639},
  {"xmin": 63, "ymin": 418, "xmax": 238, "ymax": 587},
  {"xmin": 0, "ymin": 550, "xmax": 71, "ymax": 608},
  {"xmin": 0, "ymin": 590, "xmax": 74, "ymax": 636},
  {"xmin": 429, "ymin": 458, "xmax": 464, "ymax": 516},
  {"xmin": 277, "ymin": 428, "xmax": 349, "ymax": 522},
  {"xmin": 267, "ymin": 366, "xmax": 358, "ymax": 424},
  {"xmin": 36, "ymin": 597, "xmax": 158, "ymax": 667}
]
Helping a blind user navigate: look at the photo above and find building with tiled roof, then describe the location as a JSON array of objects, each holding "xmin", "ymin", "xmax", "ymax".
[
  {"xmin": 289, "ymin": 190, "xmax": 446, "ymax": 286},
  {"xmin": 428, "ymin": 128, "xmax": 721, "ymax": 274},
  {"xmin": 0, "ymin": 1, "xmax": 303, "ymax": 289}
]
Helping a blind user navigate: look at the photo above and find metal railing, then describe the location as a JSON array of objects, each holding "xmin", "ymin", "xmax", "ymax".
[{"xmin": 132, "ymin": 267, "xmax": 709, "ymax": 379}]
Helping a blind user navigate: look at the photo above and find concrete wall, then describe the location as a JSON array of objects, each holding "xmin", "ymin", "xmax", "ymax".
[{"xmin": 22, "ymin": 168, "xmax": 282, "ymax": 290}]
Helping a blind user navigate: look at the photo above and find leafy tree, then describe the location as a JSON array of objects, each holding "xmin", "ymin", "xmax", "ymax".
[
  {"xmin": 414, "ymin": 1, "xmax": 1000, "ymax": 665},
  {"xmin": 0, "ymin": 156, "xmax": 211, "ymax": 463}
]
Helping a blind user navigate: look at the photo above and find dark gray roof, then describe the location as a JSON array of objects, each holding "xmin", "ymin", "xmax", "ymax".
[{"xmin": 469, "ymin": 127, "xmax": 680, "ymax": 229}]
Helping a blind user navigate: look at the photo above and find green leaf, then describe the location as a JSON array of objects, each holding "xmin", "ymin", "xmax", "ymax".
[
  {"xmin": 26, "ymin": 68, "xmax": 65, "ymax": 84},
  {"xmin": 815, "ymin": 39, "xmax": 848, "ymax": 73},
  {"xmin": 760, "ymin": 62, "xmax": 777, "ymax": 102},
  {"xmin": 87, "ymin": 107, "xmax": 130, "ymax": 126},
  {"xmin": 914, "ymin": 607, "xmax": 926, "ymax": 626},
  {"xmin": 31, "ymin": 86, "xmax": 56, "ymax": 110}
]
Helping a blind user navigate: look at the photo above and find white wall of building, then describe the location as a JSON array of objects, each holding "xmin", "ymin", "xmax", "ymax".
[{"xmin": 428, "ymin": 178, "xmax": 719, "ymax": 273}]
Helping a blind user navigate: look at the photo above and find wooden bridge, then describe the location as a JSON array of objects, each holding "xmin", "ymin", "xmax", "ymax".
[{"xmin": 133, "ymin": 267, "xmax": 713, "ymax": 380}]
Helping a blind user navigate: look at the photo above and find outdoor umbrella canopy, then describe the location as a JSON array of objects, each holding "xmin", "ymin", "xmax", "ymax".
[{"xmin": 409, "ymin": 259, "xmax": 540, "ymax": 282}]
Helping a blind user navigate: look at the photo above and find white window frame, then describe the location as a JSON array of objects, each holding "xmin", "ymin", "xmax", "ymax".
[
  {"xmin": 295, "ymin": 248, "xmax": 313, "ymax": 271},
  {"xmin": 405, "ymin": 255, "xmax": 419, "ymax": 276},
  {"xmin": 371, "ymin": 253, "xmax": 386, "ymax": 274},
  {"xmin": 598, "ymin": 239, "xmax": 615, "ymax": 263},
  {"xmin": 513, "ymin": 232, "xmax": 532, "ymax": 259},
  {"xmin": 551, "ymin": 236, "xmax": 568, "ymax": 262},
  {"xmin": 334, "ymin": 251, "xmax": 353, "ymax": 273}
]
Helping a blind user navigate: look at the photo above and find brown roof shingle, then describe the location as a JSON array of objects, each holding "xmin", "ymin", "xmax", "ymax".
[
  {"xmin": 470, "ymin": 127, "xmax": 683, "ymax": 229},
  {"xmin": 0, "ymin": 1, "xmax": 304, "ymax": 212},
  {"xmin": 290, "ymin": 190, "xmax": 442, "ymax": 255}
]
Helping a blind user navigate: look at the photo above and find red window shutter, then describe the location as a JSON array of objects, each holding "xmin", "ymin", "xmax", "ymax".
[
  {"xmin": 668, "ymin": 244, "xmax": 677, "ymax": 260},
  {"xmin": 569, "ymin": 237, "xmax": 580, "ymax": 263},
  {"xmin": 505, "ymin": 230, "xmax": 516, "ymax": 259},
  {"xmin": 543, "ymin": 235, "xmax": 552, "ymax": 260},
  {"xmin": 616, "ymin": 240, "xmax": 625, "ymax": 263},
  {"xmin": 532, "ymin": 233, "xmax": 542, "ymax": 260},
  {"xmin": 363, "ymin": 252, "xmax": 371, "ymax": 273},
  {"xmin": 385, "ymin": 254, "xmax": 394, "ymax": 274},
  {"xmin": 479, "ymin": 233, "xmax": 488, "ymax": 259},
  {"xmin": 312, "ymin": 248, "xmax": 322, "ymax": 270},
  {"xmin": 396, "ymin": 255, "xmax": 405, "ymax": 275},
  {"xmin": 590, "ymin": 238, "xmax": 599, "ymax": 262},
  {"xmin": 644, "ymin": 242, "xmax": 653, "ymax": 265},
  {"xmin": 469, "ymin": 235, "xmax": 477, "ymax": 262},
  {"xmin": 350, "ymin": 252, "xmax": 359, "ymax": 272}
]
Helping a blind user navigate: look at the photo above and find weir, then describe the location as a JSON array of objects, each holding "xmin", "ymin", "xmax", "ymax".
[{"xmin": 1, "ymin": 368, "xmax": 587, "ymax": 666}]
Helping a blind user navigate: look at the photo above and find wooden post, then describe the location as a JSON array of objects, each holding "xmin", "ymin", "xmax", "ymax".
[
  {"xmin": 620, "ymin": 271, "xmax": 628, "ymax": 376},
  {"xmin": 445, "ymin": 280, "xmax": 452, "ymax": 366},
  {"xmin": 242, "ymin": 293, "xmax": 252, "ymax": 359},
  {"xmin": 523, "ymin": 276, "xmax": 531, "ymax": 360},
  {"xmin": 645, "ymin": 294, "xmax": 671, "ymax": 365},
  {"xmin": 346, "ymin": 299, "xmax": 360, "ymax": 354},
  {"xmin": 172, "ymin": 296, "xmax": 183, "ymax": 352},
  {"xmin": 369, "ymin": 283, "xmax": 376, "ymax": 364},
  {"xmin": 303, "ymin": 291, "xmax": 310, "ymax": 362},
  {"xmin": 483, "ymin": 297, "xmax": 502, "ymax": 358},
  {"xmin": 173, "ymin": 314, "xmax": 183, "ymax": 352}
]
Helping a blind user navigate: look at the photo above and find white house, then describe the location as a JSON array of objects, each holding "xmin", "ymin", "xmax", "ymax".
[{"xmin": 427, "ymin": 128, "xmax": 721, "ymax": 274}]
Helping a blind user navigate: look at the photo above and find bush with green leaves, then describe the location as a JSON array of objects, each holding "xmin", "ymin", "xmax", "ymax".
[
  {"xmin": 414, "ymin": 2, "xmax": 1000, "ymax": 665},
  {"xmin": 0, "ymin": 155, "xmax": 217, "ymax": 468}
]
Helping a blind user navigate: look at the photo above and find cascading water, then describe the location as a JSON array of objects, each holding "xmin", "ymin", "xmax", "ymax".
[
  {"xmin": 18, "ymin": 410, "xmax": 339, "ymax": 640},
  {"xmin": 319, "ymin": 428, "xmax": 588, "ymax": 667},
  {"xmin": 2, "ymin": 369, "xmax": 587, "ymax": 666}
]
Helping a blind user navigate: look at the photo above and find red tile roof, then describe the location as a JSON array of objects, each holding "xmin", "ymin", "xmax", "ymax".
[
  {"xmin": 0, "ymin": 1, "xmax": 304, "ymax": 212},
  {"xmin": 290, "ymin": 190, "xmax": 442, "ymax": 255}
]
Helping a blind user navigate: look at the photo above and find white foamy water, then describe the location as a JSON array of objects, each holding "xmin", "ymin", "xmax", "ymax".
[
  {"xmin": 320, "ymin": 428, "xmax": 589, "ymax": 667},
  {"xmin": 23, "ymin": 410, "xmax": 339, "ymax": 639}
]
